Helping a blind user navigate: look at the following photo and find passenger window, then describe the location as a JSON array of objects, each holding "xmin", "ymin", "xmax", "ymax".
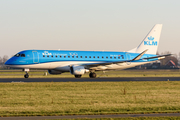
[
  {"xmin": 43, "ymin": 55, "xmax": 45, "ymax": 57},
  {"xmin": 110, "ymin": 57, "xmax": 112, "ymax": 59},
  {"xmin": 122, "ymin": 55, "xmax": 124, "ymax": 59},
  {"xmin": 64, "ymin": 56, "xmax": 66, "ymax": 58},
  {"xmin": 93, "ymin": 56, "xmax": 95, "ymax": 58},
  {"xmin": 85, "ymin": 56, "xmax": 87, "ymax": 58},
  {"xmin": 114, "ymin": 57, "xmax": 116, "ymax": 59},
  {"xmin": 102, "ymin": 56, "xmax": 104, "ymax": 59},
  {"xmin": 97, "ymin": 56, "xmax": 99, "ymax": 58},
  {"xmin": 68, "ymin": 56, "xmax": 70, "ymax": 58},
  {"xmin": 106, "ymin": 56, "xmax": 108, "ymax": 59},
  {"xmin": 47, "ymin": 55, "xmax": 49, "ymax": 57},
  {"xmin": 80, "ymin": 56, "xmax": 82, "ymax": 58},
  {"xmin": 76, "ymin": 56, "xmax": 78, "ymax": 58},
  {"xmin": 60, "ymin": 56, "xmax": 62, "ymax": 58},
  {"xmin": 56, "ymin": 56, "xmax": 57, "ymax": 58},
  {"xmin": 118, "ymin": 57, "xmax": 120, "ymax": 59},
  {"xmin": 51, "ymin": 55, "xmax": 53, "ymax": 57},
  {"xmin": 89, "ymin": 56, "xmax": 91, "ymax": 58},
  {"xmin": 72, "ymin": 56, "xmax": 74, "ymax": 58}
]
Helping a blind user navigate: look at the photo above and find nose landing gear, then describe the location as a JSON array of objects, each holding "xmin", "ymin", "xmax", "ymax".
[
  {"xmin": 23, "ymin": 68, "xmax": 30, "ymax": 78},
  {"xmin": 24, "ymin": 72, "xmax": 29, "ymax": 78}
]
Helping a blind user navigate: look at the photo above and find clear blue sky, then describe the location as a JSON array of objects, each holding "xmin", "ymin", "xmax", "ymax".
[{"xmin": 0, "ymin": 0, "xmax": 180, "ymax": 57}]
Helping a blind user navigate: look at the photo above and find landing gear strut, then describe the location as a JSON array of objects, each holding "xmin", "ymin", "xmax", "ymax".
[
  {"xmin": 23, "ymin": 68, "xmax": 30, "ymax": 78},
  {"xmin": 74, "ymin": 75, "xmax": 82, "ymax": 78},
  {"xmin": 89, "ymin": 72, "xmax": 96, "ymax": 78}
]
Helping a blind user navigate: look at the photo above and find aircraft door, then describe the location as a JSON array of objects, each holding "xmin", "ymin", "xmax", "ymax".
[
  {"xmin": 126, "ymin": 53, "xmax": 131, "ymax": 65},
  {"xmin": 32, "ymin": 51, "xmax": 39, "ymax": 63}
]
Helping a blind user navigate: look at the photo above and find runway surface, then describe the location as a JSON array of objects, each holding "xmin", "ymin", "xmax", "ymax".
[
  {"xmin": 0, "ymin": 77, "xmax": 180, "ymax": 82},
  {"xmin": 1, "ymin": 113, "xmax": 180, "ymax": 120}
]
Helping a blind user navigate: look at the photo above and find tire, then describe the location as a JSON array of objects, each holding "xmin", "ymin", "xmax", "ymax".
[
  {"xmin": 24, "ymin": 74, "xmax": 29, "ymax": 78},
  {"xmin": 89, "ymin": 72, "xmax": 96, "ymax": 78}
]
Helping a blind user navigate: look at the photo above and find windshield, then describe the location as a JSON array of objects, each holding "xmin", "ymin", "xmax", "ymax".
[{"xmin": 14, "ymin": 54, "xmax": 20, "ymax": 57}]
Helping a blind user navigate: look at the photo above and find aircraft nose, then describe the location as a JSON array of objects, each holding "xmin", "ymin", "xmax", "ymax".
[
  {"xmin": 4, "ymin": 58, "xmax": 15, "ymax": 66},
  {"xmin": 4, "ymin": 59, "xmax": 11, "ymax": 65}
]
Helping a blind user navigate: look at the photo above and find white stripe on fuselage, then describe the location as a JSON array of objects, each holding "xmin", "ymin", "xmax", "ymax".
[{"xmin": 8, "ymin": 61, "xmax": 157, "ymax": 72}]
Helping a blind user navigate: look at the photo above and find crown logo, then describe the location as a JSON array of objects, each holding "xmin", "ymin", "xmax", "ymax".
[{"xmin": 148, "ymin": 36, "xmax": 154, "ymax": 40}]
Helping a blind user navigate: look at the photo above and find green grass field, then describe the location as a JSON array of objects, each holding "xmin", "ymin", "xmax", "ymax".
[
  {"xmin": 61, "ymin": 117, "xmax": 180, "ymax": 120},
  {"xmin": 1, "ymin": 69, "xmax": 180, "ymax": 78},
  {"xmin": 0, "ymin": 81, "xmax": 180, "ymax": 117}
]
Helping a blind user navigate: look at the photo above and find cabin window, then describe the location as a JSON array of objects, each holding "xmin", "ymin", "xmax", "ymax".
[
  {"xmin": 43, "ymin": 55, "xmax": 45, "ymax": 57},
  {"xmin": 118, "ymin": 57, "xmax": 120, "ymax": 59},
  {"xmin": 51, "ymin": 55, "xmax": 53, "ymax": 57},
  {"xmin": 21, "ymin": 54, "xmax": 25, "ymax": 57},
  {"xmin": 60, "ymin": 56, "xmax": 62, "ymax": 58},
  {"xmin": 55, "ymin": 56, "xmax": 57, "ymax": 58},
  {"xmin": 64, "ymin": 56, "xmax": 66, "ymax": 58},
  {"xmin": 102, "ymin": 56, "xmax": 104, "ymax": 59},
  {"xmin": 93, "ymin": 56, "xmax": 95, "ymax": 58},
  {"xmin": 97, "ymin": 56, "xmax": 99, "ymax": 58},
  {"xmin": 80, "ymin": 56, "xmax": 82, "ymax": 58},
  {"xmin": 85, "ymin": 56, "xmax": 87, "ymax": 58},
  {"xmin": 122, "ymin": 55, "xmax": 124, "ymax": 59},
  {"xmin": 89, "ymin": 56, "xmax": 91, "ymax": 58},
  {"xmin": 114, "ymin": 57, "xmax": 116, "ymax": 59},
  {"xmin": 110, "ymin": 57, "xmax": 112, "ymax": 59},
  {"xmin": 106, "ymin": 56, "xmax": 108, "ymax": 59},
  {"xmin": 76, "ymin": 56, "xmax": 78, "ymax": 58},
  {"xmin": 47, "ymin": 55, "xmax": 49, "ymax": 57},
  {"xmin": 68, "ymin": 56, "xmax": 70, "ymax": 58},
  {"xmin": 72, "ymin": 56, "xmax": 74, "ymax": 58}
]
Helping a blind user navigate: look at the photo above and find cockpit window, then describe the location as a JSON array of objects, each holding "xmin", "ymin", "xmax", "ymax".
[
  {"xmin": 14, "ymin": 54, "xmax": 20, "ymax": 57},
  {"xmin": 21, "ymin": 54, "xmax": 25, "ymax": 57}
]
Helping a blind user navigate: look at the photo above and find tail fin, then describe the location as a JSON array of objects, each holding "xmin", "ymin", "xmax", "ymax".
[{"xmin": 128, "ymin": 24, "xmax": 163, "ymax": 55}]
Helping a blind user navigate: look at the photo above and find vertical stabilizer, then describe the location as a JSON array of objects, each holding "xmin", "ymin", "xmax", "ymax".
[{"xmin": 128, "ymin": 24, "xmax": 162, "ymax": 55}]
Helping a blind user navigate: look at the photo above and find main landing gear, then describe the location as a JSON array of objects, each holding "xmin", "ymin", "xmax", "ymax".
[
  {"xmin": 89, "ymin": 72, "xmax": 96, "ymax": 78},
  {"xmin": 23, "ymin": 68, "xmax": 30, "ymax": 78}
]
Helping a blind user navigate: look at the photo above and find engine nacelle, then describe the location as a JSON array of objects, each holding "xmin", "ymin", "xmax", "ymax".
[
  {"xmin": 70, "ymin": 65, "xmax": 89, "ymax": 75},
  {"xmin": 48, "ymin": 70, "xmax": 62, "ymax": 75}
]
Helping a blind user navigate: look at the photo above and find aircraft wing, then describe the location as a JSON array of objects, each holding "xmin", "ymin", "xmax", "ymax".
[{"xmin": 82, "ymin": 51, "xmax": 172, "ymax": 69}]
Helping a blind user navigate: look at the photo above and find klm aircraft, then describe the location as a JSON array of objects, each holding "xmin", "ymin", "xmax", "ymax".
[{"xmin": 5, "ymin": 24, "xmax": 171, "ymax": 78}]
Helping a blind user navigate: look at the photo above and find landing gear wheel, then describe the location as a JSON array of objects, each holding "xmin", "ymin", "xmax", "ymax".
[
  {"xmin": 24, "ymin": 74, "xmax": 29, "ymax": 78},
  {"xmin": 74, "ymin": 75, "xmax": 82, "ymax": 78},
  {"xmin": 89, "ymin": 72, "xmax": 96, "ymax": 78}
]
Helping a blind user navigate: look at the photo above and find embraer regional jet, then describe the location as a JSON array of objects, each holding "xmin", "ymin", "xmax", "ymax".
[{"xmin": 5, "ymin": 24, "xmax": 171, "ymax": 78}]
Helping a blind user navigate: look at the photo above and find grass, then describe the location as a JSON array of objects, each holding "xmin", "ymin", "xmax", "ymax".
[
  {"xmin": 0, "ymin": 81, "xmax": 180, "ymax": 116},
  {"xmin": 59, "ymin": 117, "xmax": 180, "ymax": 120},
  {"xmin": 1, "ymin": 69, "xmax": 180, "ymax": 78}
]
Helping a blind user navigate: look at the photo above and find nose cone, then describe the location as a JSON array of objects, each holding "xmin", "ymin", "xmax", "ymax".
[
  {"xmin": 4, "ymin": 57, "xmax": 16, "ymax": 66},
  {"xmin": 4, "ymin": 59, "xmax": 11, "ymax": 66}
]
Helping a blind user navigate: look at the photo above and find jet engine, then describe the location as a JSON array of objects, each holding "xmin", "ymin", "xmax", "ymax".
[
  {"xmin": 70, "ymin": 65, "xmax": 89, "ymax": 75},
  {"xmin": 48, "ymin": 70, "xmax": 62, "ymax": 75}
]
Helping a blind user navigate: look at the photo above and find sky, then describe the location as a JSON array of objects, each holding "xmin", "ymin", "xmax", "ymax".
[{"xmin": 0, "ymin": 0, "xmax": 180, "ymax": 58}]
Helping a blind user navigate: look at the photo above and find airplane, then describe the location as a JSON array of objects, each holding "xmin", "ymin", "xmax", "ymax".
[{"xmin": 5, "ymin": 24, "xmax": 171, "ymax": 78}]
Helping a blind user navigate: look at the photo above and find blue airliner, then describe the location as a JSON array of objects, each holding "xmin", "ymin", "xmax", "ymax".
[{"xmin": 5, "ymin": 24, "xmax": 171, "ymax": 78}]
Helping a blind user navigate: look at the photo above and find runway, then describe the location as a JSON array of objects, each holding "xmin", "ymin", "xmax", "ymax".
[
  {"xmin": 1, "ymin": 113, "xmax": 180, "ymax": 120},
  {"xmin": 0, "ymin": 77, "xmax": 180, "ymax": 82}
]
